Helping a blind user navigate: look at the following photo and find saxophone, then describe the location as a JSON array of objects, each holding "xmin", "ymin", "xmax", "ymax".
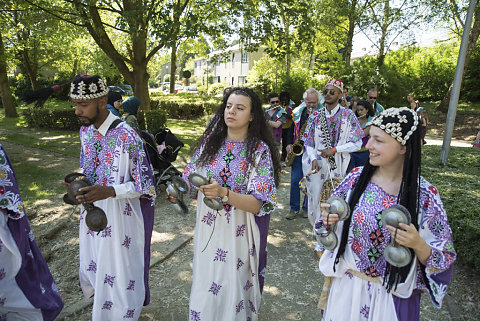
[{"xmin": 285, "ymin": 118, "xmax": 309, "ymax": 166}]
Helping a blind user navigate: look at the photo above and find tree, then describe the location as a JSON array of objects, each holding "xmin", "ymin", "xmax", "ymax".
[
  {"xmin": 0, "ymin": 32, "xmax": 18, "ymax": 117},
  {"xmin": 434, "ymin": 0, "xmax": 480, "ymax": 112}
]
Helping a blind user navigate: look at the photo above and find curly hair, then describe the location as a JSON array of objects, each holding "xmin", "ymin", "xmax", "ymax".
[{"xmin": 192, "ymin": 87, "xmax": 281, "ymax": 186}]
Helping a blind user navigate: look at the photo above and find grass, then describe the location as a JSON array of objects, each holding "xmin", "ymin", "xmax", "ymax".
[{"xmin": 421, "ymin": 100, "xmax": 480, "ymax": 116}]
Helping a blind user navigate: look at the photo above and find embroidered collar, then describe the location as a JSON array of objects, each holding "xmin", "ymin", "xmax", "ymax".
[{"xmin": 325, "ymin": 104, "xmax": 340, "ymax": 117}]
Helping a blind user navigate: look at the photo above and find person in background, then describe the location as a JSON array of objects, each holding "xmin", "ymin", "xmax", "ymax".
[
  {"xmin": 174, "ymin": 87, "xmax": 280, "ymax": 321},
  {"xmin": 107, "ymin": 91, "xmax": 123, "ymax": 117},
  {"xmin": 317, "ymin": 107, "xmax": 455, "ymax": 321},
  {"xmin": 265, "ymin": 92, "xmax": 286, "ymax": 151},
  {"xmin": 416, "ymin": 107, "xmax": 428, "ymax": 145},
  {"xmin": 407, "ymin": 93, "xmax": 420, "ymax": 111},
  {"xmin": 347, "ymin": 100, "xmax": 374, "ymax": 173},
  {"xmin": 344, "ymin": 86, "xmax": 352, "ymax": 105},
  {"xmin": 285, "ymin": 88, "xmax": 320, "ymax": 220},
  {"xmin": 302, "ymin": 78, "xmax": 364, "ymax": 258},
  {"xmin": 0, "ymin": 143, "xmax": 64, "ymax": 320},
  {"xmin": 367, "ymin": 89, "xmax": 384, "ymax": 116},
  {"xmin": 349, "ymin": 96, "xmax": 360, "ymax": 112},
  {"xmin": 122, "ymin": 96, "xmax": 141, "ymax": 134},
  {"xmin": 67, "ymin": 75, "xmax": 155, "ymax": 320},
  {"xmin": 280, "ymin": 91, "xmax": 294, "ymax": 166}
]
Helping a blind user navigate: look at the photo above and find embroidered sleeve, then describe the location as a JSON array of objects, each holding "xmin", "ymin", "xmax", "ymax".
[
  {"xmin": 418, "ymin": 178, "xmax": 456, "ymax": 307},
  {"xmin": 303, "ymin": 111, "xmax": 319, "ymax": 148},
  {"xmin": 346, "ymin": 110, "xmax": 364, "ymax": 144},
  {"xmin": 0, "ymin": 144, "xmax": 26, "ymax": 220},
  {"xmin": 246, "ymin": 143, "xmax": 277, "ymax": 216}
]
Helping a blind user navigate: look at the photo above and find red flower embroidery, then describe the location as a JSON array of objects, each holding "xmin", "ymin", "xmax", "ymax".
[
  {"xmin": 120, "ymin": 133, "xmax": 128, "ymax": 141},
  {"xmin": 382, "ymin": 196, "xmax": 395, "ymax": 208},
  {"xmin": 354, "ymin": 211, "xmax": 365, "ymax": 224},
  {"xmin": 104, "ymin": 153, "xmax": 113, "ymax": 164},
  {"xmin": 226, "ymin": 142, "xmax": 235, "ymax": 151},
  {"xmin": 424, "ymin": 198, "xmax": 431, "ymax": 209},
  {"xmin": 85, "ymin": 145, "xmax": 90, "ymax": 155},
  {"xmin": 210, "ymin": 157, "xmax": 217, "ymax": 167},
  {"xmin": 0, "ymin": 186, "xmax": 5, "ymax": 194},
  {"xmin": 257, "ymin": 182, "xmax": 268, "ymax": 193},
  {"xmin": 96, "ymin": 131, "xmax": 102, "ymax": 140},
  {"xmin": 352, "ymin": 241, "xmax": 362, "ymax": 254},
  {"xmin": 349, "ymin": 177, "xmax": 357, "ymax": 187},
  {"xmin": 102, "ymin": 178, "xmax": 108, "ymax": 186},
  {"xmin": 355, "ymin": 128, "xmax": 362, "ymax": 134},
  {"xmin": 350, "ymin": 167, "xmax": 360, "ymax": 173},
  {"xmin": 239, "ymin": 160, "xmax": 248, "ymax": 171},
  {"xmin": 184, "ymin": 167, "xmax": 190, "ymax": 175},
  {"xmin": 428, "ymin": 185, "xmax": 438, "ymax": 195}
]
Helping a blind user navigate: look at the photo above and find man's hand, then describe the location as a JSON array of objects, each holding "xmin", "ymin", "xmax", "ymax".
[
  {"xmin": 76, "ymin": 185, "xmax": 116, "ymax": 204},
  {"xmin": 318, "ymin": 148, "xmax": 335, "ymax": 158},
  {"xmin": 286, "ymin": 144, "xmax": 293, "ymax": 154},
  {"xmin": 312, "ymin": 159, "xmax": 321, "ymax": 172}
]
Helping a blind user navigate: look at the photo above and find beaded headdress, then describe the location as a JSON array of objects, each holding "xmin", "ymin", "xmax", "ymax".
[
  {"xmin": 368, "ymin": 107, "xmax": 419, "ymax": 145},
  {"xmin": 69, "ymin": 75, "xmax": 108, "ymax": 100},
  {"xmin": 325, "ymin": 78, "xmax": 344, "ymax": 93}
]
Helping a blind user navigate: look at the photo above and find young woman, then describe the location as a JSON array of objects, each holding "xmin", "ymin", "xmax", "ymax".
[
  {"xmin": 316, "ymin": 107, "xmax": 456, "ymax": 321},
  {"xmin": 347, "ymin": 100, "xmax": 375, "ymax": 172},
  {"xmin": 121, "ymin": 96, "xmax": 141, "ymax": 134},
  {"xmin": 173, "ymin": 87, "xmax": 281, "ymax": 320}
]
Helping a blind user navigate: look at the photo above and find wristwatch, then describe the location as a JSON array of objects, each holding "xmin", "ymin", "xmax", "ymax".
[{"xmin": 221, "ymin": 188, "xmax": 230, "ymax": 202}]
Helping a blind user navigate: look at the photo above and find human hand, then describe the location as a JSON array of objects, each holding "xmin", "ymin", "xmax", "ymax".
[
  {"xmin": 386, "ymin": 223, "xmax": 426, "ymax": 251},
  {"xmin": 76, "ymin": 185, "xmax": 115, "ymax": 204},
  {"xmin": 318, "ymin": 148, "xmax": 335, "ymax": 158},
  {"xmin": 286, "ymin": 144, "xmax": 292, "ymax": 154},
  {"xmin": 320, "ymin": 202, "xmax": 339, "ymax": 226},
  {"xmin": 198, "ymin": 178, "xmax": 226, "ymax": 200},
  {"xmin": 312, "ymin": 159, "xmax": 321, "ymax": 172}
]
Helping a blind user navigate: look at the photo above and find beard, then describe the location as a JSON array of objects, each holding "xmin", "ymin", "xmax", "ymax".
[{"xmin": 78, "ymin": 105, "xmax": 100, "ymax": 126}]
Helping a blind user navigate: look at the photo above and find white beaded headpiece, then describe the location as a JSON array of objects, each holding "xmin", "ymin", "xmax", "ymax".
[
  {"xmin": 69, "ymin": 75, "xmax": 108, "ymax": 100},
  {"xmin": 368, "ymin": 107, "xmax": 419, "ymax": 145}
]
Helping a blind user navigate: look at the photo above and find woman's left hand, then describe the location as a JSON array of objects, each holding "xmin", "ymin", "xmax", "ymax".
[
  {"xmin": 386, "ymin": 223, "xmax": 431, "ymax": 265},
  {"xmin": 198, "ymin": 178, "xmax": 225, "ymax": 199}
]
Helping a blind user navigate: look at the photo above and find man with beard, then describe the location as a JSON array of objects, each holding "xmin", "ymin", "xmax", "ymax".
[
  {"xmin": 302, "ymin": 79, "xmax": 364, "ymax": 258},
  {"xmin": 66, "ymin": 75, "xmax": 156, "ymax": 320}
]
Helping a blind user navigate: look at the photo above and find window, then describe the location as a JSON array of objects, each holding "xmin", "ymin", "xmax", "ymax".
[
  {"xmin": 241, "ymin": 52, "xmax": 248, "ymax": 63},
  {"xmin": 194, "ymin": 62, "xmax": 197, "ymax": 68},
  {"xmin": 232, "ymin": 53, "xmax": 235, "ymax": 66},
  {"xmin": 238, "ymin": 76, "xmax": 246, "ymax": 85}
]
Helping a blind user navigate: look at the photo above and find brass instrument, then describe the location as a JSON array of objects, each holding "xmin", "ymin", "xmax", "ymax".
[{"xmin": 285, "ymin": 118, "xmax": 309, "ymax": 166}]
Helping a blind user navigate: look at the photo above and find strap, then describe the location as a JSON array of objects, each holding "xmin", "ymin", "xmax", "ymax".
[
  {"xmin": 108, "ymin": 119, "xmax": 123, "ymax": 131},
  {"xmin": 318, "ymin": 108, "xmax": 337, "ymax": 170}
]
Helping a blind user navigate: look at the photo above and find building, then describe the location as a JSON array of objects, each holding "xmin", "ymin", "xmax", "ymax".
[{"xmin": 193, "ymin": 44, "xmax": 264, "ymax": 87}]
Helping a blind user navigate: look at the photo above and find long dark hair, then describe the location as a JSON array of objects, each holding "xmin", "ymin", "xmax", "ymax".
[
  {"xmin": 334, "ymin": 108, "xmax": 422, "ymax": 291},
  {"xmin": 355, "ymin": 100, "xmax": 374, "ymax": 118},
  {"xmin": 193, "ymin": 87, "xmax": 281, "ymax": 186}
]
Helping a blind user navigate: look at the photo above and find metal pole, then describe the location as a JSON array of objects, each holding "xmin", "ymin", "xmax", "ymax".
[{"xmin": 441, "ymin": 0, "xmax": 477, "ymax": 164}]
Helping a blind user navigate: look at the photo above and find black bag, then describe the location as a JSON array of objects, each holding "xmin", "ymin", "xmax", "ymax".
[{"xmin": 153, "ymin": 128, "xmax": 184, "ymax": 163}]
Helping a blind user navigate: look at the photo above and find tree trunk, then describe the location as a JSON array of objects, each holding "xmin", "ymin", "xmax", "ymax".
[
  {"xmin": 169, "ymin": 40, "xmax": 177, "ymax": 94},
  {"xmin": 344, "ymin": 0, "xmax": 358, "ymax": 66},
  {"xmin": 377, "ymin": 0, "xmax": 390, "ymax": 68},
  {"xmin": 0, "ymin": 33, "xmax": 18, "ymax": 118},
  {"xmin": 438, "ymin": 5, "xmax": 480, "ymax": 113},
  {"xmin": 21, "ymin": 48, "xmax": 38, "ymax": 90}
]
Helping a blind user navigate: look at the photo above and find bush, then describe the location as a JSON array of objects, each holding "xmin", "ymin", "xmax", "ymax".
[
  {"xmin": 138, "ymin": 109, "xmax": 167, "ymax": 131},
  {"xmin": 207, "ymin": 82, "xmax": 230, "ymax": 96}
]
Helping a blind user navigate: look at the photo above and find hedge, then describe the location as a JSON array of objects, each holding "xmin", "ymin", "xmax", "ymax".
[
  {"xmin": 151, "ymin": 98, "xmax": 219, "ymax": 119},
  {"xmin": 23, "ymin": 107, "xmax": 167, "ymax": 131}
]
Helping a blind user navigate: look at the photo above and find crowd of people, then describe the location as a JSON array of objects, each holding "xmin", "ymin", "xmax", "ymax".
[{"xmin": 1, "ymin": 74, "xmax": 456, "ymax": 321}]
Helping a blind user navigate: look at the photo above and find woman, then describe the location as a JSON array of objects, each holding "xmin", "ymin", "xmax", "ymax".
[
  {"xmin": 347, "ymin": 100, "xmax": 375, "ymax": 172},
  {"xmin": 121, "ymin": 96, "xmax": 141, "ymax": 134},
  {"xmin": 107, "ymin": 91, "xmax": 123, "ymax": 117},
  {"xmin": 316, "ymin": 107, "xmax": 456, "ymax": 321},
  {"xmin": 176, "ymin": 87, "xmax": 281, "ymax": 320}
]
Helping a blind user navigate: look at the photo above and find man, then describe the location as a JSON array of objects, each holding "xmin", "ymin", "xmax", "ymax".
[
  {"xmin": 66, "ymin": 75, "xmax": 156, "ymax": 320},
  {"xmin": 285, "ymin": 88, "xmax": 320, "ymax": 220},
  {"xmin": 367, "ymin": 89, "xmax": 384, "ymax": 115},
  {"xmin": 265, "ymin": 92, "xmax": 286, "ymax": 151},
  {"xmin": 302, "ymin": 79, "xmax": 364, "ymax": 257},
  {"xmin": 0, "ymin": 143, "xmax": 64, "ymax": 321},
  {"xmin": 279, "ymin": 91, "xmax": 294, "ymax": 164}
]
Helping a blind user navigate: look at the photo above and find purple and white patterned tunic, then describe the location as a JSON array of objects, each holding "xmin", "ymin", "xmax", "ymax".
[
  {"xmin": 317, "ymin": 167, "xmax": 456, "ymax": 321},
  {"xmin": 302, "ymin": 105, "xmax": 364, "ymax": 228},
  {"xmin": 78, "ymin": 114, "xmax": 156, "ymax": 320},
  {"xmin": 0, "ymin": 143, "xmax": 63, "ymax": 320},
  {"xmin": 183, "ymin": 139, "xmax": 277, "ymax": 321}
]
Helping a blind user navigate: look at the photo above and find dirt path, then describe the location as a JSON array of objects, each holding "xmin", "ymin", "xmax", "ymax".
[{"xmin": 2, "ymin": 138, "xmax": 479, "ymax": 321}]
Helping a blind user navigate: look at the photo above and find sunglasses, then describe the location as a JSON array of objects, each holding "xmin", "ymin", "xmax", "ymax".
[
  {"xmin": 323, "ymin": 89, "xmax": 336, "ymax": 96},
  {"xmin": 270, "ymin": 100, "xmax": 280, "ymax": 104},
  {"xmin": 369, "ymin": 96, "xmax": 377, "ymax": 100}
]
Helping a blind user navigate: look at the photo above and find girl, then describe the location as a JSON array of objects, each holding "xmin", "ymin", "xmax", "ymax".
[
  {"xmin": 347, "ymin": 100, "xmax": 375, "ymax": 172},
  {"xmin": 171, "ymin": 87, "xmax": 281, "ymax": 320},
  {"xmin": 316, "ymin": 107, "xmax": 456, "ymax": 321},
  {"xmin": 121, "ymin": 96, "xmax": 141, "ymax": 134}
]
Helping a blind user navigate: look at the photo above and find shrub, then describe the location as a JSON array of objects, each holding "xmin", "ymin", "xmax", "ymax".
[
  {"xmin": 207, "ymin": 82, "xmax": 230, "ymax": 97},
  {"xmin": 138, "ymin": 109, "xmax": 167, "ymax": 131}
]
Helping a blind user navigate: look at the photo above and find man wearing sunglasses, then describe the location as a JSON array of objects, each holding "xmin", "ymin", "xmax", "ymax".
[
  {"xmin": 367, "ymin": 89, "xmax": 384, "ymax": 116},
  {"xmin": 302, "ymin": 79, "xmax": 364, "ymax": 258},
  {"xmin": 265, "ymin": 92, "xmax": 286, "ymax": 150}
]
